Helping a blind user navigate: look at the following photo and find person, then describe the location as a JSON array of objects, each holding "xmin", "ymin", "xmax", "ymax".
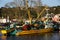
[
  {"xmin": 34, "ymin": 23, "xmax": 39, "ymax": 29},
  {"xmin": 33, "ymin": 20, "xmax": 45, "ymax": 29},
  {"xmin": 22, "ymin": 24, "xmax": 31, "ymax": 30}
]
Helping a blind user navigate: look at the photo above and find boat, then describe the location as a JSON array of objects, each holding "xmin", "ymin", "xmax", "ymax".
[
  {"xmin": 1, "ymin": 28, "xmax": 15, "ymax": 35},
  {"xmin": 16, "ymin": 28, "xmax": 54, "ymax": 36}
]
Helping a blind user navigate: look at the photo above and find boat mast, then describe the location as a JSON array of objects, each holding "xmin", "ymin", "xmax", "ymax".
[
  {"xmin": 26, "ymin": 0, "xmax": 32, "ymax": 25},
  {"xmin": 36, "ymin": 6, "xmax": 48, "ymax": 20}
]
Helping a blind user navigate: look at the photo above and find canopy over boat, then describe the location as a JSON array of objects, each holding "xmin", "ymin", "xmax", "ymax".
[{"xmin": 52, "ymin": 14, "xmax": 60, "ymax": 23}]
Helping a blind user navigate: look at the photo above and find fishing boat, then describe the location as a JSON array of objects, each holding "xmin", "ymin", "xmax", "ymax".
[
  {"xmin": 1, "ymin": 22, "xmax": 54, "ymax": 36},
  {"xmin": 16, "ymin": 28, "xmax": 54, "ymax": 36}
]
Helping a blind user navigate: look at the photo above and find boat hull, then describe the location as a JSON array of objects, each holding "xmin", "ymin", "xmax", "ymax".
[{"xmin": 16, "ymin": 28, "xmax": 54, "ymax": 36}]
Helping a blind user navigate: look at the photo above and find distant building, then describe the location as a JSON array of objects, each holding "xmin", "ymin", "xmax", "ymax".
[
  {"xmin": 0, "ymin": 19, "xmax": 6, "ymax": 23},
  {"xmin": 0, "ymin": 18, "xmax": 11, "ymax": 23}
]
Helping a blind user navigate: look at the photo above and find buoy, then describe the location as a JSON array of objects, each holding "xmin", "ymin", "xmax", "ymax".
[{"xmin": 1, "ymin": 30, "xmax": 7, "ymax": 35}]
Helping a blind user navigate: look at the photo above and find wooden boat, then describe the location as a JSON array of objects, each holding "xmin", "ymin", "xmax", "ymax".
[{"xmin": 16, "ymin": 28, "xmax": 54, "ymax": 36}]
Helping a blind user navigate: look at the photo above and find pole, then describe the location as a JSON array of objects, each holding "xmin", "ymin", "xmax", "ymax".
[
  {"xmin": 26, "ymin": 0, "xmax": 32, "ymax": 25},
  {"xmin": 36, "ymin": 6, "xmax": 47, "ymax": 20}
]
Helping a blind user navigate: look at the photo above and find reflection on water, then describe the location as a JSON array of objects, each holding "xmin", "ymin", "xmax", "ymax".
[
  {"xmin": 0, "ymin": 36, "xmax": 7, "ymax": 40},
  {"xmin": 0, "ymin": 32, "xmax": 60, "ymax": 40}
]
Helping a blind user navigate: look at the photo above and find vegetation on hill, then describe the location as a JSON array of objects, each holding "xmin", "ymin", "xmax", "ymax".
[{"xmin": 0, "ymin": 6, "xmax": 60, "ymax": 19}]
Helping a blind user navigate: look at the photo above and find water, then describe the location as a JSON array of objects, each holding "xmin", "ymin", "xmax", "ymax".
[{"xmin": 0, "ymin": 32, "xmax": 60, "ymax": 40}]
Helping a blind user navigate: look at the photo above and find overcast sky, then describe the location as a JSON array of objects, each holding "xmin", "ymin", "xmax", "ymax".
[{"xmin": 0, "ymin": 0, "xmax": 60, "ymax": 8}]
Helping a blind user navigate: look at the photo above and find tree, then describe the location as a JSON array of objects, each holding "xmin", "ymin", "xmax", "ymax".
[{"xmin": 5, "ymin": 2, "xmax": 17, "ymax": 8}]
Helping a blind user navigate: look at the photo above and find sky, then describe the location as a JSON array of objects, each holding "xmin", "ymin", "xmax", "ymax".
[
  {"xmin": 41, "ymin": 0, "xmax": 60, "ymax": 6},
  {"xmin": 0, "ymin": 0, "xmax": 60, "ymax": 8}
]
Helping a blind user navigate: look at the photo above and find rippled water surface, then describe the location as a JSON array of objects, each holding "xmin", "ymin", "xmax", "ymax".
[{"xmin": 0, "ymin": 32, "xmax": 60, "ymax": 40}]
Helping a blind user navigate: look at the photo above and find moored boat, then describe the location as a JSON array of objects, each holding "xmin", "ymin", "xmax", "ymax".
[
  {"xmin": 16, "ymin": 28, "xmax": 54, "ymax": 36},
  {"xmin": 1, "ymin": 28, "xmax": 15, "ymax": 35}
]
